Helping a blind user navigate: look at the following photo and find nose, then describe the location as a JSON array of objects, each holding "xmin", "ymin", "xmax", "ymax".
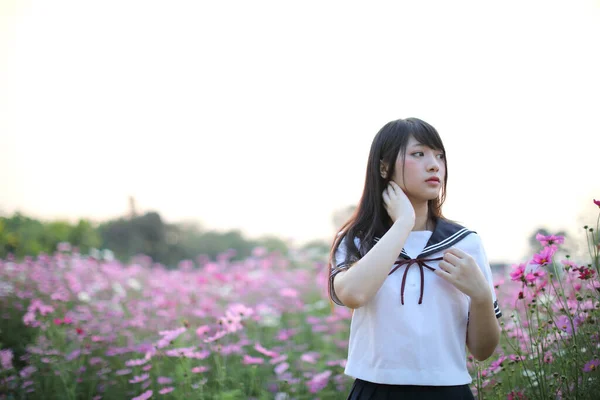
[{"xmin": 427, "ymin": 154, "xmax": 440, "ymax": 172}]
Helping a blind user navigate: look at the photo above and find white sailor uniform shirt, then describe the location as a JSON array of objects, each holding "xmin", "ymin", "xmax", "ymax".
[{"xmin": 329, "ymin": 218, "xmax": 502, "ymax": 386}]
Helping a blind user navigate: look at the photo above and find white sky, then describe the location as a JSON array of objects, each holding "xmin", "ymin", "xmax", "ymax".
[{"xmin": 1, "ymin": 0, "xmax": 599, "ymax": 263}]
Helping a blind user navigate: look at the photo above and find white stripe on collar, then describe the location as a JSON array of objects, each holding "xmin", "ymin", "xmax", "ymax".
[{"xmin": 421, "ymin": 227, "xmax": 470, "ymax": 254}]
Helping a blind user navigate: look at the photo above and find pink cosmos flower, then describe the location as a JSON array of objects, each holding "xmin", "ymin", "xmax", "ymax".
[
  {"xmin": 242, "ymin": 355, "xmax": 264, "ymax": 365},
  {"xmin": 510, "ymin": 264, "xmax": 526, "ymax": 281},
  {"xmin": 586, "ymin": 280, "xmax": 600, "ymax": 292},
  {"xmin": 594, "ymin": 199, "xmax": 600, "ymax": 208},
  {"xmin": 507, "ymin": 390, "xmax": 527, "ymax": 400},
  {"xmin": 191, "ymin": 366, "xmax": 209, "ymax": 373},
  {"xmin": 183, "ymin": 350, "xmax": 210, "ymax": 360},
  {"xmin": 89, "ymin": 357, "xmax": 104, "ymax": 366},
  {"xmin": 535, "ymin": 233, "xmax": 565, "ymax": 247},
  {"xmin": 203, "ymin": 330, "xmax": 227, "ymax": 343},
  {"xmin": 583, "ymin": 359, "xmax": 600, "ymax": 372},
  {"xmin": 489, "ymin": 355, "xmax": 507, "ymax": 372},
  {"xmin": 0, "ymin": 349, "xmax": 13, "ymax": 370},
  {"xmin": 554, "ymin": 315, "xmax": 583, "ymax": 335},
  {"xmin": 531, "ymin": 246, "xmax": 556, "ymax": 267},
  {"xmin": 126, "ymin": 357, "xmax": 149, "ymax": 367},
  {"xmin": 543, "ymin": 351, "xmax": 554, "ymax": 364},
  {"xmin": 306, "ymin": 370, "xmax": 332, "ymax": 394},
  {"xmin": 577, "ymin": 267, "xmax": 595, "ymax": 280},
  {"xmin": 53, "ymin": 316, "xmax": 74, "ymax": 326},
  {"xmin": 156, "ymin": 377, "xmax": 172, "ymax": 385},
  {"xmin": 131, "ymin": 390, "xmax": 152, "ymax": 400},
  {"xmin": 561, "ymin": 259, "xmax": 578, "ymax": 270},
  {"xmin": 269, "ymin": 354, "xmax": 288, "ymax": 364},
  {"xmin": 116, "ymin": 369, "xmax": 132, "ymax": 375},
  {"xmin": 525, "ymin": 268, "xmax": 547, "ymax": 283},
  {"xmin": 195, "ymin": 325, "xmax": 210, "ymax": 337},
  {"xmin": 254, "ymin": 342, "xmax": 279, "ymax": 358},
  {"xmin": 19, "ymin": 366, "xmax": 37, "ymax": 379},
  {"xmin": 129, "ymin": 374, "xmax": 150, "ymax": 384},
  {"xmin": 156, "ymin": 327, "xmax": 186, "ymax": 349},
  {"xmin": 159, "ymin": 387, "xmax": 174, "ymax": 394},
  {"xmin": 227, "ymin": 303, "xmax": 254, "ymax": 319},
  {"xmin": 301, "ymin": 352, "xmax": 320, "ymax": 364},
  {"xmin": 326, "ymin": 359, "xmax": 347, "ymax": 368},
  {"xmin": 274, "ymin": 362, "xmax": 289, "ymax": 375},
  {"xmin": 252, "ymin": 247, "xmax": 268, "ymax": 257},
  {"xmin": 276, "ymin": 328, "xmax": 297, "ymax": 341}
]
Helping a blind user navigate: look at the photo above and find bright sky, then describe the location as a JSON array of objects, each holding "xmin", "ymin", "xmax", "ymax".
[{"xmin": 1, "ymin": 0, "xmax": 599, "ymax": 263}]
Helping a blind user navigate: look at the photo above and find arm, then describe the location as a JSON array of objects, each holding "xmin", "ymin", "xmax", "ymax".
[
  {"xmin": 334, "ymin": 218, "xmax": 414, "ymax": 309},
  {"xmin": 435, "ymin": 235, "xmax": 502, "ymax": 362},
  {"xmin": 466, "ymin": 292, "xmax": 501, "ymax": 361}
]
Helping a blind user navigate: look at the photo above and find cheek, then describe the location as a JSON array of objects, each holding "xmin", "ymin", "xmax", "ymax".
[
  {"xmin": 440, "ymin": 163, "xmax": 447, "ymax": 179},
  {"xmin": 393, "ymin": 159, "xmax": 419, "ymax": 187},
  {"xmin": 401, "ymin": 159, "xmax": 420, "ymax": 179}
]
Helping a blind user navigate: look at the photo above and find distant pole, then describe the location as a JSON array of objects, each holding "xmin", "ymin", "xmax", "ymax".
[{"xmin": 129, "ymin": 196, "xmax": 137, "ymax": 219}]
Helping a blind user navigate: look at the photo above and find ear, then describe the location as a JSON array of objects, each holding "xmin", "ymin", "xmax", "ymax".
[{"xmin": 379, "ymin": 160, "xmax": 388, "ymax": 179}]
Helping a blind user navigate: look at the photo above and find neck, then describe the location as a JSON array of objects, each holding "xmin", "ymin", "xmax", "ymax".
[{"xmin": 412, "ymin": 201, "xmax": 431, "ymax": 231}]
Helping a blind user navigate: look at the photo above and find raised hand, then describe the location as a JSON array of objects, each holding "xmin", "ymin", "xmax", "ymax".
[
  {"xmin": 434, "ymin": 248, "xmax": 491, "ymax": 302},
  {"xmin": 382, "ymin": 181, "xmax": 415, "ymax": 225}
]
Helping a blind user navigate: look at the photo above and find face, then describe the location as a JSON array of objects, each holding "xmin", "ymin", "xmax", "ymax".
[{"xmin": 390, "ymin": 135, "xmax": 446, "ymax": 202}]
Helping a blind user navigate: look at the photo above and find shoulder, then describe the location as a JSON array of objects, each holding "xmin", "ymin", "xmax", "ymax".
[
  {"xmin": 332, "ymin": 233, "xmax": 362, "ymax": 266},
  {"xmin": 456, "ymin": 232, "xmax": 484, "ymax": 253},
  {"xmin": 433, "ymin": 218, "xmax": 482, "ymax": 254},
  {"xmin": 442, "ymin": 221, "xmax": 486, "ymax": 257},
  {"xmin": 335, "ymin": 232, "xmax": 362, "ymax": 249}
]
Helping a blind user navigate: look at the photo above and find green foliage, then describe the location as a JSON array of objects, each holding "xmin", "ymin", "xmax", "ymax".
[{"xmin": 0, "ymin": 211, "xmax": 291, "ymax": 267}]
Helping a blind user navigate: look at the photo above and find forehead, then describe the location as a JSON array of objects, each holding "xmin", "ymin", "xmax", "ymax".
[
  {"xmin": 406, "ymin": 135, "xmax": 441, "ymax": 150},
  {"xmin": 407, "ymin": 136, "xmax": 425, "ymax": 147}
]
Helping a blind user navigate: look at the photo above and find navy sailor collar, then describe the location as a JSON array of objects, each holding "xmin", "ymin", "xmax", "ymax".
[
  {"xmin": 402, "ymin": 217, "xmax": 475, "ymax": 259},
  {"xmin": 377, "ymin": 218, "xmax": 476, "ymax": 305},
  {"xmin": 375, "ymin": 218, "xmax": 475, "ymax": 259}
]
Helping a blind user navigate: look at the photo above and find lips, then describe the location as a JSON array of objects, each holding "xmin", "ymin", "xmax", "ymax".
[{"xmin": 426, "ymin": 177, "xmax": 440, "ymax": 183}]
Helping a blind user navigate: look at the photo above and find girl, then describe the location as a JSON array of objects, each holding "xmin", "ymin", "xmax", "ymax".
[{"xmin": 328, "ymin": 118, "xmax": 502, "ymax": 400}]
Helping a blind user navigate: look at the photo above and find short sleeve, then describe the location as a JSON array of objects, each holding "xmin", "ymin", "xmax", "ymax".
[
  {"xmin": 470, "ymin": 234, "xmax": 502, "ymax": 319},
  {"xmin": 329, "ymin": 235, "xmax": 360, "ymax": 307}
]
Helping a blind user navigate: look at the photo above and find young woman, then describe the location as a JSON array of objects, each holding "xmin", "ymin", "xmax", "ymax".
[{"xmin": 328, "ymin": 118, "xmax": 502, "ymax": 400}]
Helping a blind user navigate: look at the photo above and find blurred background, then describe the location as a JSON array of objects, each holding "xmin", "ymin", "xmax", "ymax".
[{"xmin": 1, "ymin": 0, "xmax": 599, "ymax": 268}]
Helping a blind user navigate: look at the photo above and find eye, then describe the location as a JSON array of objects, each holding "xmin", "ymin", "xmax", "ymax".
[
  {"xmin": 411, "ymin": 152, "xmax": 424, "ymax": 157},
  {"xmin": 437, "ymin": 153, "xmax": 445, "ymax": 159}
]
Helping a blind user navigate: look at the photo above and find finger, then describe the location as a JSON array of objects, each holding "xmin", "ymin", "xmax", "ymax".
[
  {"xmin": 443, "ymin": 252, "xmax": 461, "ymax": 266},
  {"xmin": 438, "ymin": 260, "xmax": 455, "ymax": 273},
  {"xmin": 389, "ymin": 181, "xmax": 400, "ymax": 193},
  {"xmin": 387, "ymin": 182, "xmax": 397, "ymax": 196},
  {"xmin": 434, "ymin": 268, "xmax": 452, "ymax": 281},
  {"xmin": 382, "ymin": 190, "xmax": 390, "ymax": 204},
  {"xmin": 444, "ymin": 248, "xmax": 467, "ymax": 259}
]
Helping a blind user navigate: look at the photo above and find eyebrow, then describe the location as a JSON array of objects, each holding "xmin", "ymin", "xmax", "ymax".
[{"xmin": 409, "ymin": 143, "xmax": 443, "ymax": 151}]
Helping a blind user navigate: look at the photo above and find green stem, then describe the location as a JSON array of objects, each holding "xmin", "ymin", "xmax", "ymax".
[
  {"xmin": 523, "ymin": 298, "xmax": 544, "ymax": 399},
  {"xmin": 504, "ymin": 294, "xmax": 537, "ymax": 393},
  {"xmin": 551, "ymin": 264, "xmax": 580, "ymax": 398}
]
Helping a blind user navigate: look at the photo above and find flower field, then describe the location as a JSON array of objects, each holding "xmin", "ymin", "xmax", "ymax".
[{"xmin": 1, "ymin": 201, "xmax": 599, "ymax": 399}]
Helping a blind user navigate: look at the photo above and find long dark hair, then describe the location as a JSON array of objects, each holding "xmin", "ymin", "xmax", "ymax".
[{"xmin": 327, "ymin": 118, "xmax": 449, "ymax": 306}]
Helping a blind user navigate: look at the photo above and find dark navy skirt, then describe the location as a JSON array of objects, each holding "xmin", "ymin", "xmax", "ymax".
[{"xmin": 347, "ymin": 378, "xmax": 475, "ymax": 400}]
